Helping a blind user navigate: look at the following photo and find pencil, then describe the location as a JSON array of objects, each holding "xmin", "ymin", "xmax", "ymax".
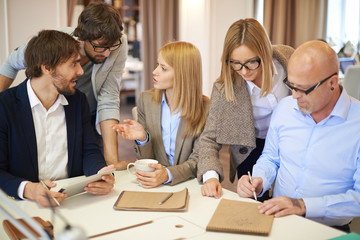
[
  {"xmin": 247, "ymin": 171, "xmax": 257, "ymax": 201},
  {"xmin": 158, "ymin": 192, "xmax": 173, "ymax": 205},
  {"xmin": 40, "ymin": 180, "xmax": 60, "ymax": 206}
]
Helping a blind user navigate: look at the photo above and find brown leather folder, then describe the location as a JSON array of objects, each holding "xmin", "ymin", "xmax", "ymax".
[
  {"xmin": 3, "ymin": 216, "xmax": 53, "ymax": 240},
  {"xmin": 206, "ymin": 199, "xmax": 274, "ymax": 236},
  {"xmin": 113, "ymin": 188, "xmax": 189, "ymax": 212}
]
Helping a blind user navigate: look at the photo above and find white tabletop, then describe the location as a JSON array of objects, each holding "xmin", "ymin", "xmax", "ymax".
[{"xmin": 0, "ymin": 170, "xmax": 345, "ymax": 240}]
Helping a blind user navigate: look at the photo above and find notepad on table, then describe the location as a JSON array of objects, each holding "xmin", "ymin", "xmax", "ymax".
[
  {"xmin": 113, "ymin": 188, "xmax": 188, "ymax": 212},
  {"xmin": 206, "ymin": 198, "xmax": 274, "ymax": 236}
]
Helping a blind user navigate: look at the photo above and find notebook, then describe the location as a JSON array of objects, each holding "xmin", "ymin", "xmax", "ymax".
[
  {"xmin": 206, "ymin": 198, "xmax": 274, "ymax": 236},
  {"xmin": 113, "ymin": 188, "xmax": 188, "ymax": 212}
]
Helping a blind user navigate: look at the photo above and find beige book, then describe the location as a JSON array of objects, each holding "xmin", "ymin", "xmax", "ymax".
[
  {"xmin": 113, "ymin": 188, "xmax": 188, "ymax": 212},
  {"xmin": 206, "ymin": 198, "xmax": 274, "ymax": 236}
]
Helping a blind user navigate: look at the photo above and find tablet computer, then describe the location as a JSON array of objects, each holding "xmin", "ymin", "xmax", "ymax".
[{"xmin": 52, "ymin": 169, "xmax": 115, "ymax": 197}]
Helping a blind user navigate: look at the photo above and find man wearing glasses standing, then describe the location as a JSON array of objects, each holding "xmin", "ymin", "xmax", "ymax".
[
  {"xmin": 237, "ymin": 40, "xmax": 360, "ymax": 232},
  {"xmin": 0, "ymin": 2, "xmax": 128, "ymax": 170}
]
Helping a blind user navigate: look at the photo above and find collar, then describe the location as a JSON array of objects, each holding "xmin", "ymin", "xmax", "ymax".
[
  {"xmin": 161, "ymin": 92, "xmax": 166, "ymax": 105},
  {"xmin": 245, "ymin": 59, "xmax": 278, "ymax": 94},
  {"xmin": 27, "ymin": 79, "xmax": 69, "ymax": 109},
  {"xmin": 272, "ymin": 59, "xmax": 278, "ymax": 75},
  {"xmin": 294, "ymin": 86, "xmax": 350, "ymax": 121},
  {"xmin": 330, "ymin": 86, "xmax": 350, "ymax": 120}
]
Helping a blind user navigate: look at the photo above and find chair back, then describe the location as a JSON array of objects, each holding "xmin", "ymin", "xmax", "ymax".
[
  {"xmin": 132, "ymin": 106, "xmax": 138, "ymax": 121},
  {"xmin": 343, "ymin": 65, "xmax": 360, "ymax": 100}
]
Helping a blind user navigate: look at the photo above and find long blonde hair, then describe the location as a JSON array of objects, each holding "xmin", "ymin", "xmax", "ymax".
[
  {"xmin": 217, "ymin": 18, "xmax": 274, "ymax": 101},
  {"xmin": 153, "ymin": 41, "xmax": 209, "ymax": 137}
]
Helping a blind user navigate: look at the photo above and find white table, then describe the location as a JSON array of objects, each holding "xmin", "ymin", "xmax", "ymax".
[{"xmin": 0, "ymin": 171, "xmax": 345, "ymax": 240}]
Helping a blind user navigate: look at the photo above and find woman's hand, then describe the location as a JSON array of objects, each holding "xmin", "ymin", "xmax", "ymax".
[
  {"xmin": 112, "ymin": 119, "xmax": 146, "ymax": 141},
  {"xmin": 135, "ymin": 163, "xmax": 169, "ymax": 188},
  {"xmin": 201, "ymin": 178, "xmax": 222, "ymax": 198}
]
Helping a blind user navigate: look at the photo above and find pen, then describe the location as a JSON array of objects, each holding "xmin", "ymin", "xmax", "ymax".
[
  {"xmin": 158, "ymin": 192, "xmax": 173, "ymax": 205},
  {"xmin": 40, "ymin": 180, "xmax": 60, "ymax": 206},
  {"xmin": 247, "ymin": 171, "xmax": 257, "ymax": 201}
]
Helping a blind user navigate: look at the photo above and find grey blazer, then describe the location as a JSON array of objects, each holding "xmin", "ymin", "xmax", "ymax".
[
  {"xmin": 197, "ymin": 45, "xmax": 295, "ymax": 183},
  {"xmin": 134, "ymin": 90, "xmax": 208, "ymax": 185}
]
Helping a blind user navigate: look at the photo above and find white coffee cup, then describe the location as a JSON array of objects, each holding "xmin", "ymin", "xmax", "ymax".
[{"xmin": 127, "ymin": 159, "xmax": 159, "ymax": 174}]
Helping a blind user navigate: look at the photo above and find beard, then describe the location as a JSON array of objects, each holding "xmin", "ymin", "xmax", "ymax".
[
  {"xmin": 298, "ymin": 104, "xmax": 312, "ymax": 114},
  {"xmin": 52, "ymin": 71, "xmax": 76, "ymax": 96},
  {"xmin": 84, "ymin": 46, "xmax": 107, "ymax": 64}
]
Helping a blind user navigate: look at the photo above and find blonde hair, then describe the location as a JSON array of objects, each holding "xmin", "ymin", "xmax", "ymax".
[
  {"xmin": 217, "ymin": 18, "xmax": 274, "ymax": 101},
  {"xmin": 152, "ymin": 41, "xmax": 208, "ymax": 137}
]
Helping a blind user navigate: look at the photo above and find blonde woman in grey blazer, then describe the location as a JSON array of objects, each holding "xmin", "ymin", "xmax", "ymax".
[
  {"xmin": 197, "ymin": 18, "xmax": 294, "ymax": 198},
  {"xmin": 113, "ymin": 42, "xmax": 209, "ymax": 188}
]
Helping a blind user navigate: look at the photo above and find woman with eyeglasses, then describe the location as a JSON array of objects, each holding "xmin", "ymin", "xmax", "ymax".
[
  {"xmin": 112, "ymin": 41, "xmax": 209, "ymax": 188},
  {"xmin": 197, "ymin": 18, "xmax": 294, "ymax": 199}
]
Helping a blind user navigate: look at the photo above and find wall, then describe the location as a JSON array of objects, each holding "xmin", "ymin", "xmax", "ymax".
[
  {"xmin": 0, "ymin": 0, "xmax": 8, "ymax": 65},
  {"xmin": 0, "ymin": 0, "xmax": 67, "ymax": 87},
  {"xmin": 179, "ymin": 0, "xmax": 254, "ymax": 96}
]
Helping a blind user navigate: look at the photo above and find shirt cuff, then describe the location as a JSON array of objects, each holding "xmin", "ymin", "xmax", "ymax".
[
  {"xmin": 18, "ymin": 181, "xmax": 30, "ymax": 200},
  {"xmin": 135, "ymin": 131, "xmax": 149, "ymax": 145},
  {"xmin": 203, "ymin": 170, "xmax": 219, "ymax": 183},
  {"xmin": 302, "ymin": 197, "xmax": 325, "ymax": 218},
  {"xmin": 163, "ymin": 168, "xmax": 173, "ymax": 184}
]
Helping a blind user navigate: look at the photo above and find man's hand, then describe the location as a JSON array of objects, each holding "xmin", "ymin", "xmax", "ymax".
[
  {"xmin": 258, "ymin": 196, "xmax": 306, "ymax": 217},
  {"xmin": 23, "ymin": 180, "xmax": 67, "ymax": 207},
  {"xmin": 135, "ymin": 163, "xmax": 169, "ymax": 188},
  {"xmin": 201, "ymin": 178, "xmax": 222, "ymax": 198},
  {"xmin": 237, "ymin": 174, "xmax": 263, "ymax": 199},
  {"xmin": 113, "ymin": 160, "xmax": 128, "ymax": 170},
  {"xmin": 84, "ymin": 165, "xmax": 115, "ymax": 195}
]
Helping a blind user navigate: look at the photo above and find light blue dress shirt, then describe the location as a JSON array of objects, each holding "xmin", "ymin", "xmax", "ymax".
[
  {"xmin": 253, "ymin": 88, "xmax": 360, "ymax": 226},
  {"xmin": 136, "ymin": 93, "xmax": 181, "ymax": 183}
]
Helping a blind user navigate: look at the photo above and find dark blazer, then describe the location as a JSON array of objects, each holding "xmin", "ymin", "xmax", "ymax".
[
  {"xmin": 0, "ymin": 80, "xmax": 106, "ymax": 199},
  {"xmin": 134, "ymin": 90, "xmax": 209, "ymax": 185}
]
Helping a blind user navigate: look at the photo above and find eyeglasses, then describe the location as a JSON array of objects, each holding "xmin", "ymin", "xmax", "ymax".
[
  {"xmin": 283, "ymin": 72, "xmax": 338, "ymax": 95},
  {"xmin": 227, "ymin": 58, "xmax": 261, "ymax": 71},
  {"xmin": 89, "ymin": 40, "xmax": 122, "ymax": 53}
]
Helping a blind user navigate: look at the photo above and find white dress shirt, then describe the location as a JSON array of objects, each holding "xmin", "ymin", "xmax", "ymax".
[{"xmin": 18, "ymin": 80, "xmax": 69, "ymax": 198}]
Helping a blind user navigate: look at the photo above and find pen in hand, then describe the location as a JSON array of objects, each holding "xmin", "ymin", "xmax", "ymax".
[
  {"xmin": 247, "ymin": 171, "xmax": 257, "ymax": 201},
  {"xmin": 40, "ymin": 180, "xmax": 60, "ymax": 206},
  {"xmin": 159, "ymin": 192, "xmax": 173, "ymax": 205}
]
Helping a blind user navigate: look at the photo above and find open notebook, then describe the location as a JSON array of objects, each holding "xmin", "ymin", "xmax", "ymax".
[
  {"xmin": 206, "ymin": 198, "xmax": 274, "ymax": 236},
  {"xmin": 113, "ymin": 188, "xmax": 188, "ymax": 212}
]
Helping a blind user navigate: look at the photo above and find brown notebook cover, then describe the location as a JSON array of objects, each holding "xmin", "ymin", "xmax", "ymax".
[
  {"xmin": 113, "ymin": 188, "xmax": 188, "ymax": 212},
  {"xmin": 206, "ymin": 199, "xmax": 274, "ymax": 236},
  {"xmin": 3, "ymin": 216, "xmax": 53, "ymax": 240}
]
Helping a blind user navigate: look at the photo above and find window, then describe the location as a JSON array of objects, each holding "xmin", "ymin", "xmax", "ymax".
[{"xmin": 326, "ymin": 0, "xmax": 360, "ymax": 56}]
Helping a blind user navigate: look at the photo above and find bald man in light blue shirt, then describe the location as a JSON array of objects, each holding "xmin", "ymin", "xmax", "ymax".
[{"xmin": 237, "ymin": 40, "xmax": 360, "ymax": 230}]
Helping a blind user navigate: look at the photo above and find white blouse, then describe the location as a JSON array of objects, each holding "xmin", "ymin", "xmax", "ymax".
[{"xmin": 246, "ymin": 58, "xmax": 289, "ymax": 139}]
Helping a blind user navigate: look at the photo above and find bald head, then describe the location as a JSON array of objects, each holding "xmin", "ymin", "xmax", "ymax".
[
  {"xmin": 287, "ymin": 40, "xmax": 341, "ymax": 123},
  {"xmin": 288, "ymin": 40, "xmax": 339, "ymax": 79}
]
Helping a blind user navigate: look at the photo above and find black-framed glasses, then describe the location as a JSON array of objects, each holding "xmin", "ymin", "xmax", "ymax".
[
  {"xmin": 89, "ymin": 40, "xmax": 122, "ymax": 53},
  {"xmin": 283, "ymin": 72, "xmax": 338, "ymax": 95},
  {"xmin": 227, "ymin": 58, "xmax": 261, "ymax": 71}
]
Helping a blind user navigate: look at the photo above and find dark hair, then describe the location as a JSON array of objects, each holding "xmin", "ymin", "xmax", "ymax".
[
  {"xmin": 24, "ymin": 30, "xmax": 80, "ymax": 78},
  {"xmin": 73, "ymin": 2, "xmax": 123, "ymax": 45}
]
